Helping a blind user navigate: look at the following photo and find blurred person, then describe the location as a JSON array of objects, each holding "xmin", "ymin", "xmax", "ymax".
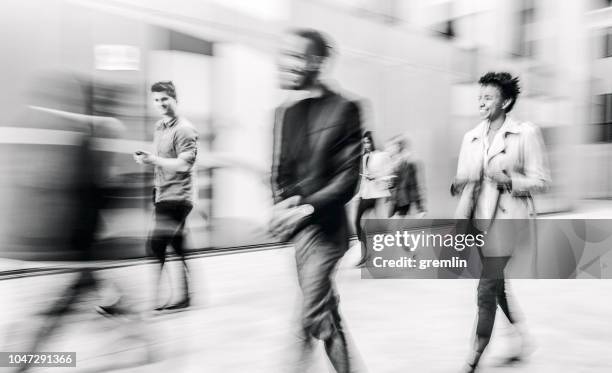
[
  {"xmin": 451, "ymin": 72, "xmax": 549, "ymax": 372},
  {"xmin": 129, "ymin": 81, "xmax": 198, "ymax": 312},
  {"xmin": 0, "ymin": 72, "xmax": 125, "ymax": 371},
  {"xmin": 270, "ymin": 29, "xmax": 363, "ymax": 373},
  {"xmin": 386, "ymin": 135, "xmax": 426, "ymax": 218},
  {"xmin": 353, "ymin": 131, "xmax": 393, "ymax": 267}
]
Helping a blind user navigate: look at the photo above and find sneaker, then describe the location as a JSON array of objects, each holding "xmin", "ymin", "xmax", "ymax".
[
  {"xmin": 164, "ymin": 298, "xmax": 190, "ymax": 311},
  {"xmin": 154, "ymin": 303, "xmax": 169, "ymax": 312},
  {"xmin": 96, "ymin": 305, "xmax": 127, "ymax": 318},
  {"xmin": 496, "ymin": 355, "xmax": 523, "ymax": 367},
  {"xmin": 355, "ymin": 257, "xmax": 370, "ymax": 268}
]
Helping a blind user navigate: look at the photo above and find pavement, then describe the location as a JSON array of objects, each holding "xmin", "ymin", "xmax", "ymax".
[
  {"xmin": 1, "ymin": 241, "xmax": 612, "ymax": 373},
  {"xmin": 543, "ymin": 199, "xmax": 612, "ymax": 219},
  {"xmin": 1, "ymin": 200, "xmax": 612, "ymax": 372}
]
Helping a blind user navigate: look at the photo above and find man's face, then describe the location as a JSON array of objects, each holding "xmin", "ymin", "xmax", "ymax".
[
  {"xmin": 152, "ymin": 91, "xmax": 177, "ymax": 117},
  {"xmin": 478, "ymin": 85, "xmax": 509, "ymax": 121},
  {"xmin": 277, "ymin": 34, "xmax": 321, "ymax": 90}
]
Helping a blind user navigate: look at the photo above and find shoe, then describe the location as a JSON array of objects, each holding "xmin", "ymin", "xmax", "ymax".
[
  {"xmin": 494, "ymin": 322, "xmax": 534, "ymax": 366},
  {"xmin": 96, "ymin": 305, "xmax": 127, "ymax": 317},
  {"xmin": 496, "ymin": 355, "xmax": 523, "ymax": 367},
  {"xmin": 355, "ymin": 257, "xmax": 369, "ymax": 268},
  {"xmin": 154, "ymin": 303, "xmax": 169, "ymax": 312},
  {"xmin": 164, "ymin": 298, "xmax": 190, "ymax": 311}
]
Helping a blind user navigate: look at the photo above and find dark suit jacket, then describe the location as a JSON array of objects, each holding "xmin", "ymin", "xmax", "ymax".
[
  {"xmin": 393, "ymin": 159, "xmax": 422, "ymax": 207},
  {"xmin": 271, "ymin": 87, "xmax": 362, "ymax": 234}
]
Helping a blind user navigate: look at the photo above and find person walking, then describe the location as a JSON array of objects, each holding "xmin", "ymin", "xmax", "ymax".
[
  {"xmin": 135, "ymin": 81, "xmax": 198, "ymax": 311},
  {"xmin": 451, "ymin": 72, "xmax": 549, "ymax": 372},
  {"xmin": 270, "ymin": 29, "xmax": 363, "ymax": 373}
]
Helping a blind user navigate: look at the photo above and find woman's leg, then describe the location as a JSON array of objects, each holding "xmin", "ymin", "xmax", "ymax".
[
  {"xmin": 354, "ymin": 198, "xmax": 376, "ymax": 262},
  {"xmin": 466, "ymin": 256, "xmax": 511, "ymax": 371}
]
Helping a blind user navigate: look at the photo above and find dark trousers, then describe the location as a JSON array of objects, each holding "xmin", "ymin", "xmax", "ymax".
[
  {"xmin": 148, "ymin": 200, "xmax": 192, "ymax": 301},
  {"xmin": 149, "ymin": 201, "xmax": 192, "ymax": 264},
  {"xmin": 476, "ymin": 256, "xmax": 516, "ymax": 342},
  {"xmin": 354, "ymin": 198, "xmax": 376, "ymax": 260},
  {"xmin": 292, "ymin": 224, "xmax": 351, "ymax": 373}
]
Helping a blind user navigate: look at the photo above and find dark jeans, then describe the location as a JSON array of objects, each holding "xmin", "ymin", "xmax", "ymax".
[
  {"xmin": 149, "ymin": 201, "xmax": 192, "ymax": 264},
  {"xmin": 476, "ymin": 256, "xmax": 516, "ymax": 340},
  {"xmin": 148, "ymin": 200, "xmax": 192, "ymax": 302},
  {"xmin": 354, "ymin": 198, "xmax": 376, "ymax": 260},
  {"xmin": 292, "ymin": 224, "xmax": 352, "ymax": 373}
]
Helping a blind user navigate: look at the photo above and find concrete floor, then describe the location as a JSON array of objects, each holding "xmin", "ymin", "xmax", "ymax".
[{"xmin": 1, "ymin": 241, "xmax": 612, "ymax": 373}]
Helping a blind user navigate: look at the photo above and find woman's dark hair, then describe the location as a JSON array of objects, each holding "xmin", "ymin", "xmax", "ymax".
[
  {"xmin": 362, "ymin": 131, "xmax": 376, "ymax": 151},
  {"xmin": 478, "ymin": 72, "xmax": 521, "ymax": 113}
]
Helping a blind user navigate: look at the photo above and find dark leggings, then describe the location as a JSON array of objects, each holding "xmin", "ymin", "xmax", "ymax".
[
  {"xmin": 475, "ymin": 256, "xmax": 516, "ymax": 353},
  {"xmin": 354, "ymin": 198, "xmax": 377, "ymax": 260}
]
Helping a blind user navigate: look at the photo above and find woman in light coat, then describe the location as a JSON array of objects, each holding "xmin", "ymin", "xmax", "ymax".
[
  {"xmin": 354, "ymin": 131, "xmax": 393, "ymax": 267},
  {"xmin": 451, "ymin": 72, "xmax": 550, "ymax": 373}
]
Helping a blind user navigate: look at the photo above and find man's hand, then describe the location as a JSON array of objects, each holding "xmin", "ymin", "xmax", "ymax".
[
  {"xmin": 269, "ymin": 196, "xmax": 314, "ymax": 240},
  {"xmin": 134, "ymin": 150, "xmax": 156, "ymax": 165}
]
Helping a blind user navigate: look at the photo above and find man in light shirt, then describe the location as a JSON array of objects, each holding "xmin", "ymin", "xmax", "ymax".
[{"xmin": 135, "ymin": 81, "xmax": 198, "ymax": 311}]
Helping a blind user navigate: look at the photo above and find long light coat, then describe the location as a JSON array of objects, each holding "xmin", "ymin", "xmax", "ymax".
[
  {"xmin": 453, "ymin": 117, "xmax": 550, "ymax": 265},
  {"xmin": 454, "ymin": 116, "xmax": 550, "ymax": 220}
]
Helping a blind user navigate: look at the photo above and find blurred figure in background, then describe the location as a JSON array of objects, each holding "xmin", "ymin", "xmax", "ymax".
[
  {"xmin": 131, "ymin": 81, "xmax": 198, "ymax": 312},
  {"xmin": 386, "ymin": 134, "xmax": 426, "ymax": 218},
  {"xmin": 354, "ymin": 131, "xmax": 393, "ymax": 267},
  {"xmin": 451, "ymin": 72, "xmax": 549, "ymax": 372},
  {"xmin": 270, "ymin": 29, "xmax": 363, "ymax": 373},
  {"xmin": 0, "ymin": 71, "xmax": 123, "ymax": 371}
]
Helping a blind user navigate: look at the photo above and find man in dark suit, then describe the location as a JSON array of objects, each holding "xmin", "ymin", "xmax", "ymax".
[
  {"xmin": 388, "ymin": 135, "xmax": 425, "ymax": 217},
  {"xmin": 270, "ymin": 29, "xmax": 363, "ymax": 373}
]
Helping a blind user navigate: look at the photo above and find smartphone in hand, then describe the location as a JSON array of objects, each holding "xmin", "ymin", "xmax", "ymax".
[{"xmin": 133, "ymin": 150, "xmax": 147, "ymax": 164}]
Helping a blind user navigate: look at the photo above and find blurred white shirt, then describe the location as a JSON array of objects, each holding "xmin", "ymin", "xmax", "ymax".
[{"xmin": 358, "ymin": 150, "xmax": 393, "ymax": 199}]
